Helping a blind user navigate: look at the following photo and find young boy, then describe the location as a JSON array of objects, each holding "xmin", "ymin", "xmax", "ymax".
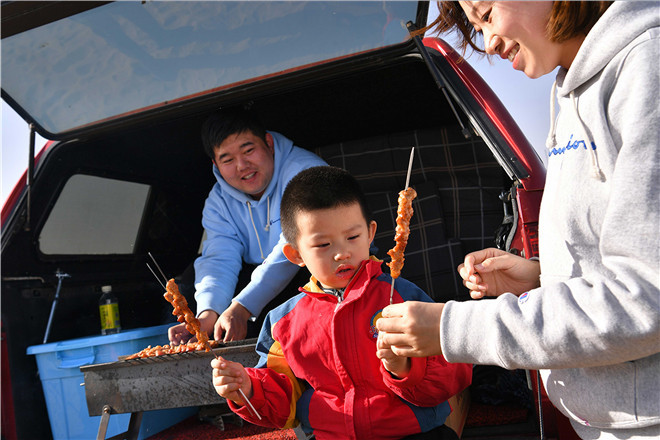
[{"xmin": 211, "ymin": 166, "xmax": 471, "ymax": 439}]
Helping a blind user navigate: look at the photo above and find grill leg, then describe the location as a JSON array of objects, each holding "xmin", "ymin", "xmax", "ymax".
[
  {"xmin": 125, "ymin": 411, "xmax": 143, "ymax": 440},
  {"xmin": 96, "ymin": 405, "xmax": 143, "ymax": 440},
  {"xmin": 97, "ymin": 405, "xmax": 112, "ymax": 440}
]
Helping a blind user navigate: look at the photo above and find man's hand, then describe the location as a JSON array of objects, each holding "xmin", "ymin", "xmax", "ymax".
[
  {"xmin": 216, "ymin": 302, "xmax": 253, "ymax": 342},
  {"xmin": 376, "ymin": 301, "xmax": 444, "ymax": 358},
  {"xmin": 168, "ymin": 310, "xmax": 218, "ymax": 345},
  {"xmin": 168, "ymin": 322, "xmax": 191, "ymax": 346}
]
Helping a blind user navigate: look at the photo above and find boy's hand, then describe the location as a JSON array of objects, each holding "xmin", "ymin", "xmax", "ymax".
[
  {"xmin": 211, "ymin": 357, "xmax": 253, "ymax": 405},
  {"xmin": 376, "ymin": 334, "xmax": 410, "ymax": 378}
]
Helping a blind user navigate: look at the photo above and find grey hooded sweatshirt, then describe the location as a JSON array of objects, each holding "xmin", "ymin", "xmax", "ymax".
[{"xmin": 441, "ymin": 2, "xmax": 660, "ymax": 438}]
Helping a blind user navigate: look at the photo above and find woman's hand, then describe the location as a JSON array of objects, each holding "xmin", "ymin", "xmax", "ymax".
[
  {"xmin": 376, "ymin": 301, "xmax": 445, "ymax": 357},
  {"xmin": 458, "ymin": 248, "xmax": 540, "ymax": 299}
]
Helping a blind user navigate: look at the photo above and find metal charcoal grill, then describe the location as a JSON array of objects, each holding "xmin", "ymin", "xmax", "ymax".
[{"xmin": 80, "ymin": 338, "xmax": 259, "ymax": 440}]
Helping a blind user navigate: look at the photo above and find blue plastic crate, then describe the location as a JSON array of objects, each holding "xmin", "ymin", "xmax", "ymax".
[{"xmin": 27, "ymin": 324, "xmax": 198, "ymax": 440}]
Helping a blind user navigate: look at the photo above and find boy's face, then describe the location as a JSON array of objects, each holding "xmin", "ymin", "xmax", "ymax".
[{"xmin": 283, "ymin": 202, "xmax": 376, "ymax": 290}]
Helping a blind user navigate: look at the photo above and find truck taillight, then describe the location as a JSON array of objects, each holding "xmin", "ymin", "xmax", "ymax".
[{"xmin": 523, "ymin": 222, "xmax": 539, "ymax": 259}]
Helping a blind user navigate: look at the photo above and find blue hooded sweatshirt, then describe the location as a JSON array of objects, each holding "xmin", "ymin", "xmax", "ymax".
[{"xmin": 194, "ymin": 131, "xmax": 327, "ymax": 317}]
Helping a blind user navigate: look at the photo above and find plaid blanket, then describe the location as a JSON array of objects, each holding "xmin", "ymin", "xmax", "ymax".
[{"xmin": 314, "ymin": 127, "xmax": 508, "ymax": 303}]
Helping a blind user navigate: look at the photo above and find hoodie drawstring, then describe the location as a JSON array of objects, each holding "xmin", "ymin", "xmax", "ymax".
[
  {"xmin": 265, "ymin": 196, "xmax": 270, "ymax": 232},
  {"xmin": 570, "ymin": 91, "xmax": 605, "ymax": 181},
  {"xmin": 247, "ymin": 201, "xmax": 265, "ymax": 260},
  {"xmin": 546, "ymin": 80, "xmax": 605, "ymax": 181},
  {"xmin": 545, "ymin": 80, "xmax": 558, "ymax": 151}
]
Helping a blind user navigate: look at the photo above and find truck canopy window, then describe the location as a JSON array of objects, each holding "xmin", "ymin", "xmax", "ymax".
[
  {"xmin": 39, "ymin": 174, "xmax": 149, "ymax": 255},
  {"xmin": 2, "ymin": 1, "xmax": 417, "ymax": 136}
]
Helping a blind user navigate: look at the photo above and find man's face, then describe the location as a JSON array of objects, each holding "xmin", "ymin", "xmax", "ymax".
[
  {"xmin": 212, "ymin": 131, "xmax": 275, "ymax": 199},
  {"xmin": 285, "ymin": 202, "xmax": 377, "ymax": 290}
]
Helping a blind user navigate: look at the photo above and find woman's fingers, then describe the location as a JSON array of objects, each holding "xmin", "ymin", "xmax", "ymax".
[
  {"xmin": 376, "ymin": 302, "xmax": 444, "ymax": 357},
  {"xmin": 378, "ymin": 329, "xmax": 407, "ymax": 347},
  {"xmin": 478, "ymin": 254, "xmax": 512, "ymax": 272},
  {"xmin": 380, "ymin": 302, "xmax": 407, "ymax": 319},
  {"xmin": 389, "ymin": 344, "xmax": 417, "ymax": 358}
]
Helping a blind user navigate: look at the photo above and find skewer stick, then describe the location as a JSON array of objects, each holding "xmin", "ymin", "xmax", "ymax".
[
  {"xmin": 148, "ymin": 252, "xmax": 168, "ymax": 282},
  {"xmin": 405, "ymin": 147, "xmax": 415, "ymax": 189},
  {"xmin": 239, "ymin": 389, "xmax": 262, "ymax": 420},
  {"xmin": 146, "ymin": 254, "xmax": 262, "ymax": 420},
  {"xmin": 390, "ymin": 147, "xmax": 416, "ymax": 304},
  {"xmin": 146, "ymin": 263, "xmax": 166, "ymax": 290}
]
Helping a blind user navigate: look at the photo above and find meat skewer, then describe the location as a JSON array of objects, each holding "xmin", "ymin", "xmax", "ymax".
[
  {"xmin": 163, "ymin": 278, "xmax": 263, "ymax": 419},
  {"xmin": 387, "ymin": 147, "xmax": 416, "ymax": 304},
  {"xmin": 146, "ymin": 254, "xmax": 262, "ymax": 420},
  {"xmin": 124, "ymin": 339, "xmax": 220, "ymax": 359},
  {"xmin": 163, "ymin": 278, "xmax": 211, "ymax": 351},
  {"xmin": 387, "ymin": 187, "xmax": 418, "ymax": 278},
  {"xmin": 387, "ymin": 187, "xmax": 417, "ymax": 303}
]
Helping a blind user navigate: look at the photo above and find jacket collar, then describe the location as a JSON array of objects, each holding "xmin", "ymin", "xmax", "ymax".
[{"xmin": 300, "ymin": 257, "xmax": 383, "ymax": 303}]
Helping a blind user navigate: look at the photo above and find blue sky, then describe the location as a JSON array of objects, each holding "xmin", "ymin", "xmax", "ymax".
[{"xmin": 1, "ymin": 5, "xmax": 555, "ymax": 205}]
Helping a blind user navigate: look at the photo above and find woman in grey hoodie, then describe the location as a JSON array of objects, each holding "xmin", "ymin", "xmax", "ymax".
[{"xmin": 376, "ymin": 2, "xmax": 659, "ymax": 438}]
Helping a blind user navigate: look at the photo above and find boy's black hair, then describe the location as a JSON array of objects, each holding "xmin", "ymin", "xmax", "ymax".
[
  {"xmin": 281, "ymin": 166, "xmax": 372, "ymax": 246},
  {"xmin": 200, "ymin": 108, "xmax": 267, "ymax": 159}
]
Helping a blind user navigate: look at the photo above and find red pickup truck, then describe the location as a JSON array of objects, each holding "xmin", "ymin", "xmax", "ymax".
[{"xmin": 2, "ymin": 2, "xmax": 574, "ymax": 439}]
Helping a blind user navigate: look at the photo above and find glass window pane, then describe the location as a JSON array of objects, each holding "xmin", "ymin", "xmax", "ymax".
[
  {"xmin": 39, "ymin": 174, "xmax": 150, "ymax": 255},
  {"xmin": 2, "ymin": 1, "xmax": 417, "ymax": 135}
]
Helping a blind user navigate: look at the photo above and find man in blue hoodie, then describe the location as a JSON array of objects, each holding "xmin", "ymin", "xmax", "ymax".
[{"xmin": 169, "ymin": 108, "xmax": 327, "ymax": 344}]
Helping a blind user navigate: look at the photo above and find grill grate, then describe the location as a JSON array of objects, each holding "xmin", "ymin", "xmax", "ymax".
[
  {"xmin": 81, "ymin": 339, "xmax": 259, "ymax": 415},
  {"xmin": 119, "ymin": 349, "xmax": 216, "ymax": 365}
]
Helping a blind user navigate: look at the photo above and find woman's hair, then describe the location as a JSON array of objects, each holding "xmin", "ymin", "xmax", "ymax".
[
  {"xmin": 421, "ymin": 1, "xmax": 613, "ymax": 54},
  {"xmin": 280, "ymin": 166, "xmax": 372, "ymax": 246}
]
